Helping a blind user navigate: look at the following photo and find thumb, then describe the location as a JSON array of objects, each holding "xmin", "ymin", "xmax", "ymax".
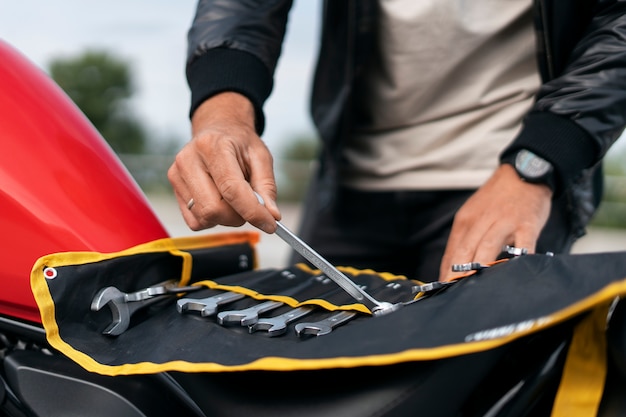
[
  {"xmin": 249, "ymin": 151, "xmax": 281, "ymax": 220},
  {"xmin": 251, "ymin": 182, "xmax": 281, "ymax": 221}
]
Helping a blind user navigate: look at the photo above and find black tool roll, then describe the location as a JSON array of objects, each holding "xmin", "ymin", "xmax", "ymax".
[{"xmin": 31, "ymin": 232, "xmax": 626, "ymax": 416}]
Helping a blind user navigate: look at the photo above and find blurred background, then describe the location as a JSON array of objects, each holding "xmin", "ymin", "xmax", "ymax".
[{"xmin": 2, "ymin": 0, "xmax": 626, "ymax": 269}]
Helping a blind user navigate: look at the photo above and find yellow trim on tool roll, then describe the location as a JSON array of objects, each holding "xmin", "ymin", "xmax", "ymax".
[
  {"xmin": 27, "ymin": 228, "xmax": 626, "ymax": 417},
  {"xmin": 31, "ymin": 237, "xmax": 626, "ymax": 376},
  {"xmin": 191, "ymin": 279, "xmax": 371, "ymax": 314},
  {"xmin": 190, "ymin": 263, "xmax": 419, "ymax": 315},
  {"xmin": 31, "ymin": 231, "xmax": 259, "ymax": 270},
  {"xmin": 95, "ymin": 280, "xmax": 623, "ymax": 375},
  {"xmin": 36, "ymin": 279, "xmax": 625, "ymax": 378},
  {"xmin": 30, "ymin": 231, "xmax": 260, "ymax": 361},
  {"xmin": 134, "ymin": 281, "xmax": 623, "ymax": 376},
  {"xmin": 296, "ymin": 263, "xmax": 413, "ymax": 282}
]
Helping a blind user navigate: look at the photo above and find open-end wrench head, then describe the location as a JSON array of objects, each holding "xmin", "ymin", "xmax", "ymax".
[
  {"xmin": 101, "ymin": 305, "xmax": 130, "ymax": 336},
  {"xmin": 91, "ymin": 286, "xmax": 125, "ymax": 311},
  {"xmin": 91, "ymin": 287, "xmax": 132, "ymax": 335},
  {"xmin": 200, "ymin": 305, "xmax": 219, "ymax": 317},
  {"xmin": 98, "ymin": 296, "xmax": 131, "ymax": 336},
  {"xmin": 267, "ymin": 326, "xmax": 289, "ymax": 337},
  {"xmin": 248, "ymin": 322, "xmax": 270, "ymax": 333},
  {"xmin": 176, "ymin": 298, "xmax": 214, "ymax": 315},
  {"xmin": 91, "ymin": 286, "xmax": 172, "ymax": 336},
  {"xmin": 295, "ymin": 310, "xmax": 358, "ymax": 337},
  {"xmin": 217, "ymin": 301, "xmax": 283, "ymax": 326},
  {"xmin": 177, "ymin": 292, "xmax": 246, "ymax": 317},
  {"xmin": 217, "ymin": 311, "xmax": 254, "ymax": 326},
  {"xmin": 294, "ymin": 322, "xmax": 332, "ymax": 337},
  {"xmin": 248, "ymin": 321, "xmax": 287, "ymax": 337},
  {"xmin": 101, "ymin": 295, "xmax": 168, "ymax": 336},
  {"xmin": 249, "ymin": 305, "xmax": 314, "ymax": 336}
]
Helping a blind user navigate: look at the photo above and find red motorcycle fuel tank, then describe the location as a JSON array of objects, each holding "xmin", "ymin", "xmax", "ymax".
[{"xmin": 0, "ymin": 41, "xmax": 169, "ymax": 324}]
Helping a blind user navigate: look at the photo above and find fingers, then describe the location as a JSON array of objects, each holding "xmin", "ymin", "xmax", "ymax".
[
  {"xmin": 439, "ymin": 215, "xmax": 534, "ymax": 282},
  {"xmin": 168, "ymin": 103, "xmax": 280, "ymax": 233},
  {"xmin": 168, "ymin": 155, "xmax": 239, "ymax": 231},
  {"xmin": 169, "ymin": 140, "xmax": 279, "ymax": 233},
  {"xmin": 248, "ymin": 147, "xmax": 281, "ymax": 220},
  {"xmin": 206, "ymin": 139, "xmax": 279, "ymax": 232},
  {"xmin": 438, "ymin": 165, "xmax": 552, "ymax": 281},
  {"xmin": 439, "ymin": 211, "xmax": 507, "ymax": 282}
]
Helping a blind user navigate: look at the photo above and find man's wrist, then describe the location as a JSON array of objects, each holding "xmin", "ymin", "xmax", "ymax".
[
  {"xmin": 501, "ymin": 149, "xmax": 557, "ymax": 193},
  {"xmin": 191, "ymin": 92, "xmax": 256, "ymax": 133}
]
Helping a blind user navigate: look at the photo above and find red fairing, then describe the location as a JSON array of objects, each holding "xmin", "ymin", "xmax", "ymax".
[{"xmin": 0, "ymin": 41, "xmax": 169, "ymax": 323}]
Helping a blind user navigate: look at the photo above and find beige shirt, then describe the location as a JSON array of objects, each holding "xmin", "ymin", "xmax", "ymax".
[{"xmin": 341, "ymin": 0, "xmax": 540, "ymax": 190}]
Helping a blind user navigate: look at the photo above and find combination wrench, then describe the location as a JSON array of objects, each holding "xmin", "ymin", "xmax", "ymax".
[
  {"xmin": 294, "ymin": 310, "xmax": 358, "ymax": 337},
  {"xmin": 255, "ymin": 192, "xmax": 400, "ymax": 316},
  {"xmin": 217, "ymin": 300, "xmax": 284, "ymax": 326},
  {"xmin": 90, "ymin": 281, "xmax": 200, "ymax": 336},
  {"xmin": 248, "ymin": 305, "xmax": 316, "ymax": 336},
  {"xmin": 177, "ymin": 269, "xmax": 282, "ymax": 317},
  {"xmin": 177, "ymin": 291, "xmax": 245, "ymax": 317}
]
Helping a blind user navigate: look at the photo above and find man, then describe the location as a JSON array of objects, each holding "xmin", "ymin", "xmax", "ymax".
[{"xmin": 169, "ymin": 0, "xmax": 626, "ymax": 282}]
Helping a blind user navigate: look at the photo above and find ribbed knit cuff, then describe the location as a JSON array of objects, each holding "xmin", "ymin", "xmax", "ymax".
[
  {"xmin": 500, "ymin": 111, "xmax": 598, "ymax": 191},
  {"xmin": 186, "ymin": 48, "xmax": 273, "ymax": 135}
]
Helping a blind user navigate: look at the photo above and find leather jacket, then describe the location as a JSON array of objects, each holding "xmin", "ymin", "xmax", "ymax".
[{"xmin": 186, "ymin": 0, "xmax": 626, "ymax": 237}]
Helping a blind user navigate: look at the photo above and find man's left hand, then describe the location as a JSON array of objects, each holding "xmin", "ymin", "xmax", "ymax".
[{"xmin": 439, "ymin": 164, "xmax": 552, "ymax": 281}]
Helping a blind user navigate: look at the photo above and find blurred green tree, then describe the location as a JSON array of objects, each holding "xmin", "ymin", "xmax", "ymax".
[
  {"xmin": 49, "ymin": 50, "xmax": 146, "ymax": 154},
  {"xmin": 277, "ymin": 133, "xmax": 319, "ymax": 202},
  {"xmin": 591, "ymin": 146, "xmax": 626, "ymax": 228}
]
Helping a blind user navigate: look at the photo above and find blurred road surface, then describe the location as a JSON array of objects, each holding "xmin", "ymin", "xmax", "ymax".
[
  {"xmin": 146, "ymin": 193, "xmax": 626, "ymax": 271},
  {"xmin": 147, "ymin": 194, "xmax": 302, "ymax": 269}
]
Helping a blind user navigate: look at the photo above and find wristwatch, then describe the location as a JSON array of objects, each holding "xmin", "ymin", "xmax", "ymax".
[{"xmin": 502, "ymin": 149, "xmax": 556, "ymax": 192}]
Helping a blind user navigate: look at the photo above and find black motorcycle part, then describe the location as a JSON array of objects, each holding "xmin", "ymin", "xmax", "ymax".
[
  {"xmin": 3, "ymin": 350, "xmax": 206, "ymax": 417},
  {"xmin": 169, "ymin": 326, "xmax": 572, "ymax": 417}
]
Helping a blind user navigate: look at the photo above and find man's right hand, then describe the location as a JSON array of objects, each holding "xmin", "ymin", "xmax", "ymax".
[{"xmin": 168, "ymin": 92, "xmax": 281, "ymax": 233}]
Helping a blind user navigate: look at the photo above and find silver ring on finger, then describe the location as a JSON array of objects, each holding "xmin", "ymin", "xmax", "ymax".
[{"xmin": 187, "ymin": 198, "xmax": 195, "ymax": 210}]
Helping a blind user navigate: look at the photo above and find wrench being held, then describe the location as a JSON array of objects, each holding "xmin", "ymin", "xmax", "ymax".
[
  {"xmin": 292, "ymin": 281, "xmax": 429, "ymax": 337},
  {"xmin": 255, "ymin": 192, "xmax": 401, "ymax": 316}
]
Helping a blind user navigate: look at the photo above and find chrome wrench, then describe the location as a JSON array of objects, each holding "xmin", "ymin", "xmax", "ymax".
[
  {"xmin": 123, "ymin": 279, "xmax": 202, "ymax": 302},
  {"xmin": 217, "ymin": 300, "xmax": 284, "ymax": 326},
  {"xmin": 294, "ymin": 310, "xmax": 358, "ymax": 337},
  {"xmin": 255, "ymin": 192, "xmax": 400, "ymax": 316},
  {"xmin": 248, "ymin": 305, "xmax": 315, "ymax": 337},
  {"xmin": 177, "ymin": 291, "xmax": 246, "ymax": 317},
  {"xmin": 91, "ymin": 286, "xmax": 168, "ymax": 336}
]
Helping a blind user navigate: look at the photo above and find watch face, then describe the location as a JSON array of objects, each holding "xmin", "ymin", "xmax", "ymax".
[{"xmin": 514, "ymin": 149, "xmax": 551, "ymax": 179}]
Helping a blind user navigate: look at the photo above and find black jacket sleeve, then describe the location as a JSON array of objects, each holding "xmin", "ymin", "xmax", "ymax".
[
  {"xmin": 186, "ymin": 0, "xmax": 293, "ymax": 134},
  {"xmin": 502, "ymin": 0, "xmax": 626, "ymax": 191}
]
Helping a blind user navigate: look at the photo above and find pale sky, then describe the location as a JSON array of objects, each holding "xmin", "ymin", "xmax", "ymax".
[
  {"xmin": 0, "ymin": 0, "xmax": 321, "ymax": 155},
  {"xmin": 2, "ymin": 1, "xmax": 623, "ymax": 160}
]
